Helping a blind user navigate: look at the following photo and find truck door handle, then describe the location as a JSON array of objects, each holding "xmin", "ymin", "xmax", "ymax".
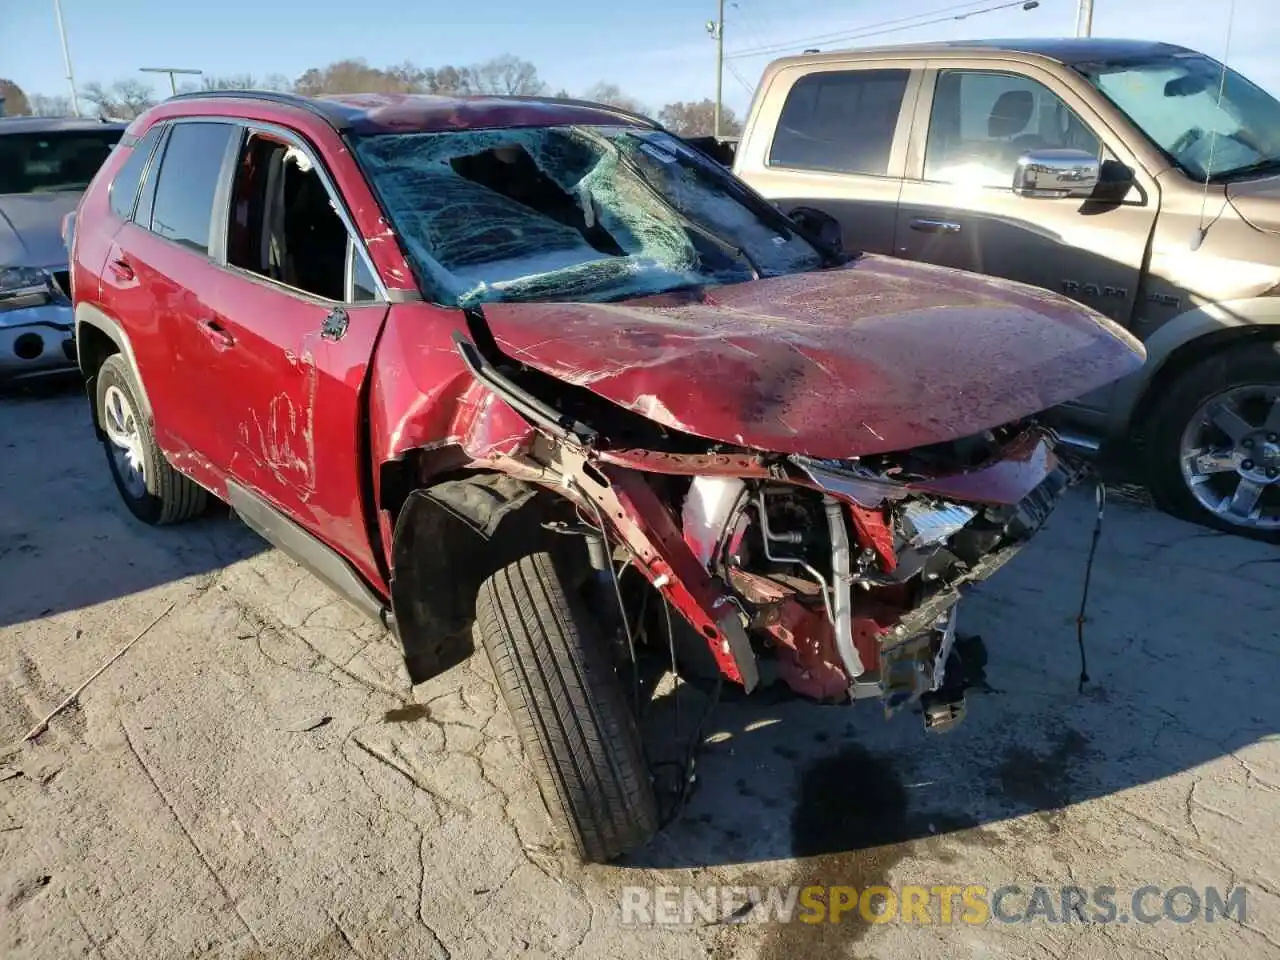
[
  {"xmin": 909, "ymin": 219, "xmax": 962, "ymax": 235},
  {"xmin": 199, "ymin": 318, "xmax": 235, "ymax": 349},
  {"xmin": 107, "ymin": 256, "xmax": 134, "ymax": 281}
]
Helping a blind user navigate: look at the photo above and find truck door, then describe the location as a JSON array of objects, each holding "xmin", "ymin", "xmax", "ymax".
[
  {"xmin": 894, "ymin": 61, "xmax": 1158, "ymax": 421},
  {"xmin": 733, "ymin": 62, "xmax": 923, "ymax": 256}
]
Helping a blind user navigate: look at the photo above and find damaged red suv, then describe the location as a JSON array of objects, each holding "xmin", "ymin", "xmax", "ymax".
[{"xmin": 69, "ymin": 91, "xmax": 1144, "ymax": 861}]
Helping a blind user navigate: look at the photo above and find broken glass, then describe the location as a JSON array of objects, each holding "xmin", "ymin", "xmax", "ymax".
[{"xmin": 353, "ymin": 125, "xmax": 823, "ymax": 306}]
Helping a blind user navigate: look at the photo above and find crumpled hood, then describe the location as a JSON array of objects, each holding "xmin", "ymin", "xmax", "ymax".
[
  {"xmin": 479, "ymin": 255, "xmax": 1145, "ymax": 459},
  {"xmin": 0, "ymin": 192, "xmax": 79, "ymax": 268}
]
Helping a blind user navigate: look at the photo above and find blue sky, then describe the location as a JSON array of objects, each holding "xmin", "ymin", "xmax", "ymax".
[{"xmin": 3, "ymin": 0, "xmax": 1277, "ymax": 116}]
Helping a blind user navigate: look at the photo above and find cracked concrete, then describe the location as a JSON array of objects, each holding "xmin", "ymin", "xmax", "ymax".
[{"xmin": 2, "ymin": 388, "xmax": 1278, "ymax": 959}]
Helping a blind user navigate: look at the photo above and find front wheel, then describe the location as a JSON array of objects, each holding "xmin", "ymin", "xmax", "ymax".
[
  {"xmin": 1144, "ymin": 341, "xmax": 1280, "ymax": 541},
  {"xmin": 474, "ymin": 551, "xmax": 659, "ymax": 862},
  {"xmin": 96, "ymin": 354, "xmax": 208, "ymax": 526}
]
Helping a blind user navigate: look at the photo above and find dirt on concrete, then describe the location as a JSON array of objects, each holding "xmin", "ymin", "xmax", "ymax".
[{"xmin": 2, "ymin": 388, "xmax": 1279, "ymax": 959}]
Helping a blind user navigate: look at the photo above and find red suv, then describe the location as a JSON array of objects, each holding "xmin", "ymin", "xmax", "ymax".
[{"xmin": 69, "ymin": 91, "xmax": 1143, "ymax": 861}]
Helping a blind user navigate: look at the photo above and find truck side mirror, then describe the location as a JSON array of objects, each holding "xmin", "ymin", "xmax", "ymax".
[{"xmin": 1012, "ymin": 149, "xmax": 1101, "ymax": 199}]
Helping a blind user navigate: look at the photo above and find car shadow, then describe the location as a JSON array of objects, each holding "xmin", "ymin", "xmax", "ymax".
[
  {"xmin": 623, "ymin": 487, "xmax": 1279, "ymax": 893},
  {"xmin": 0, "ymin": 384, "xmax": 265, "ymax": 628}
]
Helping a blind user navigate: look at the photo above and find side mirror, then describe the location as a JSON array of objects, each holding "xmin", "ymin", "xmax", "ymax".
[
  {"xmin": 788, "ymin": 206, "xmax": 844, "ymax": 255},
  {"xmin": 1013, "ymin": 149, "xmax": 1101, "ymax": 199}
]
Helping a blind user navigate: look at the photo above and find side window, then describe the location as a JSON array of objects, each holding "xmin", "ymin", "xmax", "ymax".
[
  {"xmin": 108, "ymin": 126, "xmax": 162, "ymax": 220},
  {"xmin": 346, "ymin": 238, "xmax": 379, "ymax": 302},
  {"xmin": 149, "ymin": 122, "xmax": 235, "ymax": 254},
  {"xmin": 226, "ymin": 132, "xmax": 351, "ymax": 302},
  {"xmin": 768, "ymin": 69, "xmax": 911, "ymax": 176},
  {"xmin": 924, "ymin": 71, "xmax": 1102, "ymax": 188}
]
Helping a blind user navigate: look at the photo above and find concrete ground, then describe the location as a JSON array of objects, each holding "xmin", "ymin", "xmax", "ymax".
[{"xmin": 2, "ymin": 385, "xmax": 1279, "ymax": 960}]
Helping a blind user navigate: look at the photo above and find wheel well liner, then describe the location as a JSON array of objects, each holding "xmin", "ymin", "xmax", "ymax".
[
  {"xmin": 1129, "ymin": 325, "xmax": 1279, "ymax": 443},
  {"xmin": 389, "ymin": 472, "xmax": 577, "ymax": 684}
]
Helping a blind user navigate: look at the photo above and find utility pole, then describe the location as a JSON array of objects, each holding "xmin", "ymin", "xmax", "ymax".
[
  {"xmin": 140, "ymin": 67, "xmax": 203, "ymax": 97},
  {"xmin": 707, "ymin": 0, "xmax": 725, "ymax": 140},
  {"xmin": 51, "ymin": 0, "xmax": 80, "ymax": 116},
  {"xmin": 1076, "ymin": 0, "xmax": 1094, "ymax": 36}
]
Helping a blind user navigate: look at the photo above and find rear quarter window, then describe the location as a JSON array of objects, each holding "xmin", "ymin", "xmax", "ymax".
[
  {"xmin": 768, "ymin": 69, "xmax": 911, "ymax": 175},
  {"xmin": 108, "ymin": 125, "xmax": 163, "ymax": 220}
]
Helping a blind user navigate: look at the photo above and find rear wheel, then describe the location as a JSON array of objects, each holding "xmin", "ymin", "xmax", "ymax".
[
  {"xmin": 474, "ymin": 550, "xmax": 659, "ymax": 862},
  {"xmin": 1144, "ymin": 341, "xmax": 1280, "ymax": 541},
  {"xmin": 96, "ymin": 354, "xmax": 208, "ymax": 526}
]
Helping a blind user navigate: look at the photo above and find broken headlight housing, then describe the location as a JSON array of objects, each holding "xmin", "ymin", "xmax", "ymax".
[{"xmin": 0, "ymin": 266, "xmax": 50, "ymax": 303}]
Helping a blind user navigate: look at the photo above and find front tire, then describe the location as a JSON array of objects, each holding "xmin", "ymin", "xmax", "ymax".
[
  {"xmin": 1144, "ymin": 341, "xmax": 1280, "ymax": 542},
  {"xmin": 474, "ymin": 551, "xmax": 659, "ymax": 862},
  {"xmin": 96, "ymin": 354, "xmax": 208, "ymax": 526}
]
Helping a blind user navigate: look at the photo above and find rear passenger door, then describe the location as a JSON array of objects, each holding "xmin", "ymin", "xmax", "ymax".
[
  {"xmin": 734, "ymin": 62, "xmax": 922, "ymax": 255},
  {"xmin": 100, "ymin": 119, "xmax": 239, "ymax": 477}
]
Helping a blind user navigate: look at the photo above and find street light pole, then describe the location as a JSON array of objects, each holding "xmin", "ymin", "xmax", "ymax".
[
  {"xmin": 51, "ymin": 0, "xmax": 80, "ymax": 116},
  {"xmin": 706, "ymin": 0, "xmax": 726, "ymax": 140},
  {"xmin": 140, "ymin": 67, "xmax": 203, "ymax": 97},
  {"xmin": 1076, "ymin": 0, "xmax": 1094, "ymax": 36}
]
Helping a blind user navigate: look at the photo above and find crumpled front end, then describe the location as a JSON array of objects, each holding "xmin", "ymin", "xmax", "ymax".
[
  {"xmin": 673, "ymin": 421, "xmax": 1074, "ymax": 729},
  {"xmin": 452, "ymin": 326, "xmax": 1079, "ymax": 731}
]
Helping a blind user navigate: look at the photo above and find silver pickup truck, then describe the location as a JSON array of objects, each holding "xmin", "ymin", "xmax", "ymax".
[{"xmin": 733, "ymin": 38, "xmax": 1280, "ymax": 540}]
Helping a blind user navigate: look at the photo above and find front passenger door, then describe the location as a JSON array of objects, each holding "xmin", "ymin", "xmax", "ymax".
[{"xmin": 895, "ymin": 66, "xmax": 1157, "ymax": 326}]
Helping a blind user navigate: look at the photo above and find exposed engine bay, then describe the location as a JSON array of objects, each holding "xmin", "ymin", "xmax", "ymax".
[
  {"xmin": 675, "ymin": 433, "xmax": 1070, "ymax": 729},
  {"xmin": 456, "ymin": 324, "xmax": 1079, "ymax": 734}
]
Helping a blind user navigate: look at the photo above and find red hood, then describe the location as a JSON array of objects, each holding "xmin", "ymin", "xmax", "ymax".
[{"xmin": 481, "ymin": 255, "xmax": 1145, "ymax": 458}]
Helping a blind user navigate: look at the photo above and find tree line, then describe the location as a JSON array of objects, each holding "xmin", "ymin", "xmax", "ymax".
[{"xmin": 1, "ymin": 56, "xmax": 742, "ymax": 138}]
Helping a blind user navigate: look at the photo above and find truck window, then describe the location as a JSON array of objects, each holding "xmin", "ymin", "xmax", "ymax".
[
  {"xmin": 924, "ymin": 71, "xmax": 1101, "ymax": 189},
  {"xmin": 226, "ymin": 132, "xmax": 350, "ymax": 302},
  {"xmin": 149, "ymin": 122, "xmax": 236, "ymax": 254},
  {"xmin": 768, "ymin": 69, "xmax": 910, "ymax": 176}
]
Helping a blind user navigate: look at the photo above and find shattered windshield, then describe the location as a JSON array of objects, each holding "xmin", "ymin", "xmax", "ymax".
[{"xmin": 353, "ymin": 125, "xmax": 822, "ymax": 306}]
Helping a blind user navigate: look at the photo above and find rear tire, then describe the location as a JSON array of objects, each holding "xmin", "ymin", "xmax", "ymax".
[
  {"xmin": 96, "ymin": 354, "xmax": 208, "ymax": 526},
  {"xmin": 1143, "ymin": 341, "xmax": 1280, "ymax": 542},
  {"xmin": 475, "ymin": 551, "xmax": 659, "ymax": 862}
]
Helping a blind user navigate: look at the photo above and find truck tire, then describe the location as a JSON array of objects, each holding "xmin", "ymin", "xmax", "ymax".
[
  {"xmin": 96, "ymin": 354, "xmax": 208, "ymax": 526},
  {"xmin": 1143, "ymin": 340, "xmax": 1280, "ymax": 542},
  {"xmin": 475, "ymin": 551, "xmax": 659, "ymax": 862}
]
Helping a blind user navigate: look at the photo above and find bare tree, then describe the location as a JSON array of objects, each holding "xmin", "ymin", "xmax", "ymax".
[
  {"xmin": 581, "ymin": 82, "xmax": 647, "ymax": 116},
  {"xmin": 0, "ymin": 79, "xmax": 32, "ymax": 116},
  {"xmin": 468, "ymin": 55, "xmax": 546, "ymax": 96},
  {"xmin": 81, "ymin": 80, "xmax": 157, "ymax": 120},
  {"xmin": 658, "ymin": 99, "xmax": 742, "ymax": 137},
  {"xmin": 27, "ymin": 93, "xmax": 74, "ymax": 117}
]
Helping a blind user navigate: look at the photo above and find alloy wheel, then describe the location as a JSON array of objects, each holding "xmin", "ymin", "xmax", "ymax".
[
  {"xmin": 1179, "ymin": 384, "xmax": 1280, "ymax": 531},
  {"xmin": 102, "ymin": 384, "xmax": 147, "ymax": 500}
]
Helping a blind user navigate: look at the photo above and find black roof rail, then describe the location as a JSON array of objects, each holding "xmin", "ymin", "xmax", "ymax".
[
  {"xmin": 162, "ymin": 89, "xmax": 664, "ymax": 134},
  {"xmin": 163, "ymin": 89, "xmax": 355, "ymax": 130}
]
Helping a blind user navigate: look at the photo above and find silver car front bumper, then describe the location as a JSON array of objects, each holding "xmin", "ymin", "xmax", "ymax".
[{"xmin": 0, "ymin": 302, "xmax": 76, "ymax": 384}]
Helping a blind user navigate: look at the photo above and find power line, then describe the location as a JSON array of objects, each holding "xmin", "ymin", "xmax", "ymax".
[
  {"xmin": 725, "ymin": 62, "xmax": 758, "ymax": 96},
  {"xmin": 729, "ymin": 0, "xmax": 997, "ymax": 56},
  {"xmin": 726, "ymin": 0, "xmax": 1043, "ymax": 60}
]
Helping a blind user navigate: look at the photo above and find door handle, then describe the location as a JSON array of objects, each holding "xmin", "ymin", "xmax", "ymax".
[
  {"xmin": 199, "ymin": 318, "xmax": 235, "ymax": 349},
  {"xmin": 909, "ymin": 219, "xmax": 962, "ymax": 235},
  {"xmin": 107, "ymin": 256, "xmax": 134, "ymax": 281}
]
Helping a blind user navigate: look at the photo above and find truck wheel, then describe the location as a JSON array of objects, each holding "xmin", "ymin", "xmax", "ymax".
[
  {"xmin": 96, "ymin": 354, "xmax": 208, "ymax": 526},
  {"xmin": 1144, "ymin": 341, "xmax": 1280, "ymax": 541},
  {"xmin": 475, "ymin": 551, "xmax": 659, "ymax": 862}
]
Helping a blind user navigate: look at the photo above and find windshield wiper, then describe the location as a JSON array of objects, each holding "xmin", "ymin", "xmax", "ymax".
[
  {"xmin": 1209, "ymin": 156, "xmax": 1280, "ymax": 183},
  {"xmin": 590, "ymin": 132, "xmax": 762, "ymax": 279}
]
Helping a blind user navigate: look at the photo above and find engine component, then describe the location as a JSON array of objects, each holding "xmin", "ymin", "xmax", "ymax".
[
  {"xmin": 683, "ymin": 476, "xmax": 746, "ymax": 568},
  {"xmin": 824, "ymin": 494, "xmax": 864, "ymax": 682},
  {"xmin": 900, "ymin": 501, "xmax": 978, "ymax": 548}
]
